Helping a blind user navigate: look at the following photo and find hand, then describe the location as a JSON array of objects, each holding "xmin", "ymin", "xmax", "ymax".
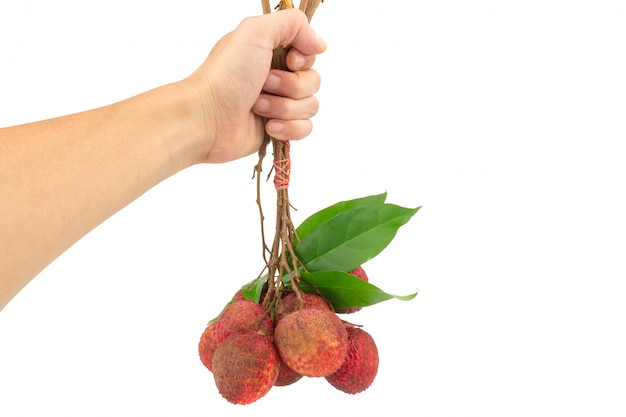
[{"xmin": 184, "ymin": 8, "xmax": 327, "ymax": 163}]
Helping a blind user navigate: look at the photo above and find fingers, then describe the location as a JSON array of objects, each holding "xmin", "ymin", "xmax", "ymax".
[
  {"xmin": 250, "ymin": 8, "xmax": 327, "ymax": 56},
  {"xmin": 286, "ymin": 48, "xmax": 317, "ymax": 72},
  {"xmin": 253, "ymin": 67, "xmax": 321, "ymax": 140},
  {"xmin": 265, "ymin": 119, "xmax": 313, "ymax": 141},
  {"xmin": 240, "ymin": 8, "xmax": 325, "ymax": 141},
  {"xmin": 254, "ymin": 93, "xmax": 319, "ymax": 121},
  {"xmin": 263, "ymin": 68, "xmax": 321, "ymax": 100}
]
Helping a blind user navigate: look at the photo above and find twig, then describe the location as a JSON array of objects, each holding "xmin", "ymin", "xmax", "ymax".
[
  {"xmin": 301, "ymin": 0, "xmax": 323, "ymax": 21},
  {"xmin": 255, "ymin": 0, "xmax": 324, "ymax": 314},
  {"xmin": 253, "ymin": 136, "xmax": 271, "ymax": 263},
  {"xmin": 261, "ymin": 0, "xmax": 271, "ymax": 14}
]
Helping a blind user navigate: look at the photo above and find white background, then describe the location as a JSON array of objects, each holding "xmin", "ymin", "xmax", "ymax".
[{"xmin": 1, "ymin": 1, "xmax": 625, "ymax": 416}]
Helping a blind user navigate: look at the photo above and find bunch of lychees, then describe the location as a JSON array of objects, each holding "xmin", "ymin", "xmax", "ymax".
[
  {"xmin": 198, "ymin": 266, "xmax": 379, "ymax": 405},
  {"xmin": 196, "ymin": 1, "xmax": 418, "ymax": 406}
]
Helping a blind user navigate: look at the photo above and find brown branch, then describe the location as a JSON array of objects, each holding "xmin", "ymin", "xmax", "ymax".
[
  {"xmin": 254, "ymin": 135, "xmax": 271, "ymax": 264},
  {"xmin": 300, "ymin": 0, "xmax": 323, "ymax": 21},
  {"xmin": 261, "ymin": 0, "xmax": 271, "ymax": 14},
  {"xmin": 256, "ymin": 0, "xmax": 325, "ymax": 315}
]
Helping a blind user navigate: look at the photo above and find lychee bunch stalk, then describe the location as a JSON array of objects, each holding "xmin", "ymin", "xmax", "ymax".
[
  {"xmin": 196, "ymin": 1, "xmax": 420, "ymax": 405},
  {"xmin": 198, "ymin": 191, "xmax": 419, "ymax": 404}
]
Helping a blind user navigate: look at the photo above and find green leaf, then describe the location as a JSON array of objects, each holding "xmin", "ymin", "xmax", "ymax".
[
  {"xmin": 299, "ymin": 271, "xmax": 417, "ymax": 310},
  {"xmin": 295, "ymin": 192, "xmax": 387, "ymax": 242},
  {"xmin": 295, "ymin": 204, "xmax": 420, "ymax": 272},
  {"xmin": 241, "ymin": 276, "xmax": 266, "ymax": 303}
]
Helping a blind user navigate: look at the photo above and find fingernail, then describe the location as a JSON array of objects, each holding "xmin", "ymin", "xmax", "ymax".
[
  {"xmin": 316, "ymin": 34, "xmax": 327, "ymax": 50},
  {"xmin": 255, "ymin": 97, "xmax": 270, "ymax": 113},
  {"xmin": 265, "ymin": 73, "xmax": 281, "ymax": 91},
  {"xmin": 267, "ymin": 120, "xmax": 284, "ymax": 134},
  {"xmin": 292, "ymin": 52, "xmax": 306, "ymax": 69}
]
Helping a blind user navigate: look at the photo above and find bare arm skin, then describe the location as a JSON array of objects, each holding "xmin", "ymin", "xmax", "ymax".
[{"xmin": 0, "ymin": 9, "xmax": 326, "ymax": 310}]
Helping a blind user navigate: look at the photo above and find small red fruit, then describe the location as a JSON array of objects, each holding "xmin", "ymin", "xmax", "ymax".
[
  {"xmin": 274, "ymin": 308, "xmax": 348, "ymax": 377},
  {"xmin": 215, "ymin": 300, "xmax": 273, "ymax": 343},
  {"xmin": 274, "ymin": 358, "xmax": 303, "ymax": 387},
  {"xmin": 274, "ymin": 292, "xmax": 330, "ymax": 323},
  {"xmin": 198, "ymin": 321, "xmax": 219, "ymax": 372},
  {"xmin": 336, "ymin": 266, "xmax": 370, "ymax": 314},
  {"xmin": 231, "ymin": 289, "xmax": 247, "ymax": 302},
  {"xmin": 325, "ymin": 327, "xmax": 379, "ymax": 394},
  {"xmin": 212, "ymin": 333, "xmax": 280, "ymax": 405},
  {"xmin": 349, "ymin": 265, "xmax": 369, "ymax": 282}
]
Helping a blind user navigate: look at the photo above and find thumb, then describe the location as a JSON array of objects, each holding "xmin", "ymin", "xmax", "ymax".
[{"xmin": 240, "ymin": 8, "xmax": 327, "ymax": 56}]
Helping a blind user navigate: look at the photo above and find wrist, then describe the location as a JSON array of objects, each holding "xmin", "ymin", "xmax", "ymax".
[{"xmin": 147, "ymin": 79, "xmax": 215, "ymax": 171}]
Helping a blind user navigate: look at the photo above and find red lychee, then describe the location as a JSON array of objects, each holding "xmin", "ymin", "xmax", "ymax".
[
  {"xmin": 215, "ymin": 300, "xmax": 273, "ymax": 343},
  {"xmin": 274, "ymin": 358, "xmax": 303, "ymax": 387},
  {"xmin": 274, "ymin": 291, "xmax": 330, "ymax": 323},
  {"xmin": 198, "ymin": 321, "xmax": 219, "ymax": 372},
  {"xmin": 349, "ymin": 265, "xmax": 369, "ymax": 281},
  {"xmin": 274, "ymin": 308, "xmax": 348, "ymax": 377},
  {"xmin": 336, "ymin": 266, "xmax": 370, "ymax": 314},
  {"xmin": 212, "ymin": 333, "xmax": 280, "ymax": 405},
  {"xmin": 231, "ymin": 289, "xmax": 247, "ymax": 302},
  {"xmin": 325, "ymin": 326, "xmax": 379, "ymax": 394}
]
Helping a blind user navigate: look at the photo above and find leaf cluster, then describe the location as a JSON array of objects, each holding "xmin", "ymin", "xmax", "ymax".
[{"xmin": 243, "ymin": 192, "xmax": 420, "ymax": 310}]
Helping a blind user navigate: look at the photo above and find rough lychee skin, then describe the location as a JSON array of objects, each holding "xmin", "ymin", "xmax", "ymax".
[
  {"xmin": 274, "ymin": 308, "xmax": 348, "ymax": 377},
  {"xmin": 231, "ymin": 289, "xmax": 247, "ymax": 302},
  {"xmin": 215, "ymin": 300, "xmax": 273, "ymax": 343},
  {"xmin": 336, "ymin": 266, "xmax": 370, "ymax": 314},
  {"xmin": 274, "ymin": 358, "xmax": 303, "ymax": 387},
  {"xmin": 349, "ymin": 265, "xmax": 369, "ymax": 282},
  {"xmin": 325, "ymin": 327, "xmax": 379, "ymax": 394},
  {"xmin": 274, "ymin": 292, "xmax": 330, "ymax": 323},
  {"xmin": 198, "ymin": 321, "xmax": 219, "ymax": 372},
  {"xmin": 212, "ymin": 333, "xmax": 280, "ymax": 405}
]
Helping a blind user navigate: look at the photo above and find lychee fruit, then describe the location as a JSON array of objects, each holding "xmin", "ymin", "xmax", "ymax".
[
  {"xmin": 325, "ymin": 327, "xmax": 379, "ymax": 394},
  {"xmin": 349, "ymin": 265, "xmax": 369, "ymax": 281},
  {"xmin": 274, "ymin": 358, "xmax": 303, "ymax": 387},
  {"xmin": 336, "ymin": 266, "xmax": 370, "ymax": 314},
  {"xmin": 231, "ymin": 289, "xmax": 247, "ymax": 302},
  {"xmin": 274, "ymin": 291, "xmax": 330, "ymax": 323},
  {"xmin": 198, "ymin": 321, "xmax": 219, "ymax": 372},
  {"xmin": 212, "ymin": 333, "xmax": 280, "ymax": 405},
  {"xmin": 274, "ymin": 308, "xmax": 348, "ymax": 377},
  {"xmin": 215, "ymin": 300, "xmax": 273, "ymax": 343}
]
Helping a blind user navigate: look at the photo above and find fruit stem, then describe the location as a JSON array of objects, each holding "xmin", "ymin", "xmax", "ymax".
[
  {"xmin": 300, "ymin": 0, "xmax": 323, "ymax": 21},
  {"xmin": 261, "ymin": 0, "xmax": 271, "ymax": 14},
  {"xmin": 255, "ymin": 0, "xmax": 324, "ymax": 313}
]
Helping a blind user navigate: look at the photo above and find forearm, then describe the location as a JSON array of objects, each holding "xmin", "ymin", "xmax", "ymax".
[
  {"xmin": 0, "ymin": 81, "xmax": 202, "ymax": 309},
  {"xmin": 0, "ymin": 8, "xmax": 326, "ymax": 311}
]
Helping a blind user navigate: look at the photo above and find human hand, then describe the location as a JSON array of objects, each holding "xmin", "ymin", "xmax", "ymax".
[{"xmin": 184, "ymin": 8, "xmax": 327, "ymax": 164}]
